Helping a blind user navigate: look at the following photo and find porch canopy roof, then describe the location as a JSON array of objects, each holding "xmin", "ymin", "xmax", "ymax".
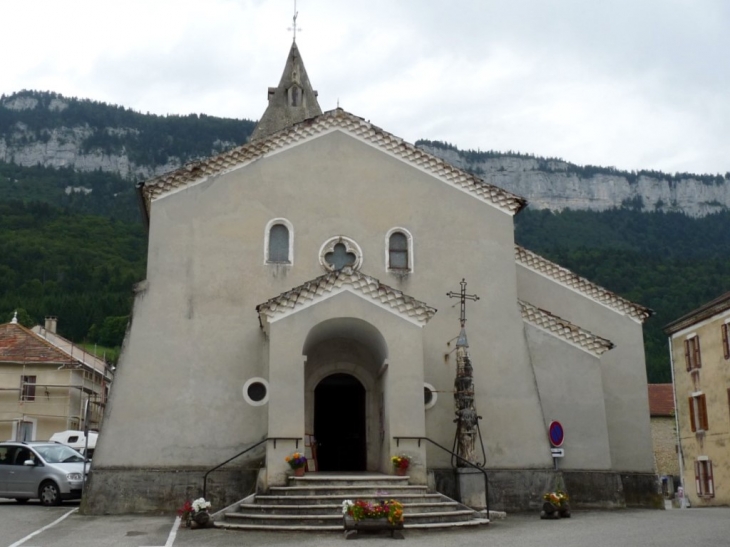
[{"xmin": 256, "ymin": 267, "xmax": 437, "ymax": 333}]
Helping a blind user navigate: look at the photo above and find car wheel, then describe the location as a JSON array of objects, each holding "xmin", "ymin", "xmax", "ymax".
[
  {"xmin": 15, "ymin": 498, "xmax": 29, "ymax": 504},
  {"xmin": 39, "ymin": 481, "xmax": 61, "ymax": 506}
]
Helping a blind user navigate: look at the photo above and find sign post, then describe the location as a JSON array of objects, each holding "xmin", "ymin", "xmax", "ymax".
[{"xmin": 548, "ymin": 421, "xmax": 565, "ymax": 470}]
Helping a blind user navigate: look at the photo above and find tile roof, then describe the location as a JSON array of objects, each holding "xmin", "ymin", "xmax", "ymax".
[
  {"xmin": 515, "ymin": 246, "xmax": 653, "ymax": 323},
  {"xmin": 138, "ymin": 109, "xmax": 527, "ymax": 220},
  {"xmin": 0, "ymin": 323, "xmax": 75, "ymax": 364},
  {"xmin": 518, "ymin": 300, "xmax": 614, "ymax": 356},
  {"xmin": 664, "ymin": 290, "xmax": 730, "ymax": 335},
  {"xmin": 647, "ymin": 384, "xmax": 675, "ymax": 417},
  {"xmin": 31, "ymin": 326, "xmax": 110, "ymax": 378},
  {"xmin": 256, "ymin": 267, "xmax": 437, "ymax": 326},
  {"xmin": 0, "ymin": 323, "xmax": 110, "ymax": 379}
]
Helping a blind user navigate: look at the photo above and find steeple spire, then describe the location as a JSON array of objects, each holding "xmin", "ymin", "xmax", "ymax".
[{"xmin": 249, "ymin": 42, "xmax": 322, "ymax": 142}]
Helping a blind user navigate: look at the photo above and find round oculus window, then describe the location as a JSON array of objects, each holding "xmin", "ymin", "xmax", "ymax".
[
  {"xmin": 424, "ymin": 383, "xmax": 437, "ymax": 409},
  {"xmin": 243, "ymin": 377, "xmax": 269, "ymax": 406}
]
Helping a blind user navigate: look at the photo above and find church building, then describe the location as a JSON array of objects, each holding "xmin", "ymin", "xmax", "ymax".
[{"xmin": 83, "ymin": 42, "xmax": 658, "ymax": 514}]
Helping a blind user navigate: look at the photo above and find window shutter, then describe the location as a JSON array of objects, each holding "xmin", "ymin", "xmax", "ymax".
[
  {"xmin": 723, "ymin": 324, "xmax": 730, "ymax": 360},
  {"xmin": 707, "ymin": 461, "xmax": 714, "ymax": 497},
  {"xmin": 699, "ymin": 394, "xmax": 709, "ymax": 431},
  {"xmin": 688, "ymin": 396, "xmax": 697, "ymax": 432},
  {"xmin": 694, "ymin": 337, "xmax": 702, "ymax": 368},
  {"xmin": 694, "ymin": 460, "xmax": 701, "ymax": 495},
  {"xmin": 684, "ymin": 339, "xmax": 691, "ymax": 371}
]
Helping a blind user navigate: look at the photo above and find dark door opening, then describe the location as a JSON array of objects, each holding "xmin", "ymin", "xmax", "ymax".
[{"xmin": 314, "ymin": 373, "xmax": 366, "ymax": 471}]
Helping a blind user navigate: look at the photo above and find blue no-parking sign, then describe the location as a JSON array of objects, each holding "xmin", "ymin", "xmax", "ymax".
[{"xmin": 548, "ymin": 420, "xmax": 564, "ymax": 448}]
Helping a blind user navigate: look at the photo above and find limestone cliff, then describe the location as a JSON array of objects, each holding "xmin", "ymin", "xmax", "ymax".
[
  {"xmin": 2, "ymin": 91, "xmax": 728, "ymax": 217},
  {"xmin": 418, "ymin": 142, "xmax": 730, "ymax": 218}
]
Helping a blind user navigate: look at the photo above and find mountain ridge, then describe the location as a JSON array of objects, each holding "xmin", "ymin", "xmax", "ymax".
[{"xmin": 2, "ymin": 90, "xmax": 728, "ymax": 217}]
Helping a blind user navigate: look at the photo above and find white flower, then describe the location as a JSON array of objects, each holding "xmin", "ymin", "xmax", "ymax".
[
  {"xmin": 192, "ymin": 498, "xmax": 211, "ymax": 512},
  {"xmin": 342, "ymin": 499, "xmax": 353, "ymax": 514}
]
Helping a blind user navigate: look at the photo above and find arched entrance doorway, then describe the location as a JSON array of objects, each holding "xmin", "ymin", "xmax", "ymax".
[{"xmin": 314, "ymin": 373, "xmax": 367, "ymax": 471}]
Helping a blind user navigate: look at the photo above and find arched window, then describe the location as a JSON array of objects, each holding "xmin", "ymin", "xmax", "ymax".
[
  {"xmin": 386, "ymin": 229, "xmax": 412, "ymax": 272},
  {"xmin": 265, "ymin": 219, "xmax": 293, "ymax": 264}
]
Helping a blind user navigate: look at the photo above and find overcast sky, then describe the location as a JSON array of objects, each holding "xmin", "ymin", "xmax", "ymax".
[{"xmin": 2, "ymin": 0, "xmax": 728, "ymax": 174}]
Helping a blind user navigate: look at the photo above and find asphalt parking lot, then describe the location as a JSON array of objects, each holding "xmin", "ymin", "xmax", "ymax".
[{"xmin": 2, "ymin": 500, "xmax": 730, "ymax": 547}]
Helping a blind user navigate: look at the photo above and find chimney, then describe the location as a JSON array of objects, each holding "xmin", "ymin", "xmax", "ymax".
[{"xmin": 44, "ymin": 316, "xmax": 57, "ymax": 334}]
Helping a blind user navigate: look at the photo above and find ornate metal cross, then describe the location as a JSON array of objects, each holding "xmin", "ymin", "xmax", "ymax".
[
  {"xmin": 288, "ymin": 0, "xmax": 301, "ymax": 41},
  {"xmin": 447, "ymin": 279, "xmax": 479, "ymax": 327}
]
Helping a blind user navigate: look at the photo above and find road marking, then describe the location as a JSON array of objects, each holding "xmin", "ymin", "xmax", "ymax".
[
  {"xmin": 140, "ymin": 516, "xmax": 181, "ymax": 547},
  {"xmin": 8, "ymin": 508, "xmax": 78, "ymax": 547}
]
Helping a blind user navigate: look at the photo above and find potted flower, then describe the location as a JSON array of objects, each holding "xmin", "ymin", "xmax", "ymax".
[
  {"xmin": 285, "ymin": 451, "xmax": 308, "ymax": 476},
  {"xmin": 541, "ymin": 490, "xmax": 570, "ymax": 519},
  {"xmin": 177, "ymin": 497, "xmax": 212, "ymax": 528},
  {"xmin": 391, "ymin": 454, "xmax": 410, "ymax": 476},
  {"xmin": 342, "ymin": 499, "xmax": 405, "ymax": 538}
]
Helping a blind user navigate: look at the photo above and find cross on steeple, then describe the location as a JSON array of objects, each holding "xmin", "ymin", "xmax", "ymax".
[
  {"xmin": 288, "ymin": 0, "xmax": 301, "ymax": 42},
  {"xmin": 447, "ymin": 279, "xmax": 480, "ymax": 327}
]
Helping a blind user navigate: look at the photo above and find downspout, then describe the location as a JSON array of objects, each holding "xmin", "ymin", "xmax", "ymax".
[{"xmin": 668, "ymin": 336, "xmax": 685, "ymax": 506}]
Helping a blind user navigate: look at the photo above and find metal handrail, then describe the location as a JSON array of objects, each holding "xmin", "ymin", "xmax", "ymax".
[
  {"xmin": 202, "ymin": 436, "xmax": 302, "ymax": 499},
  {"xmin": 393, "ymin": 436, "xmax": 490, "ymax": 520}
]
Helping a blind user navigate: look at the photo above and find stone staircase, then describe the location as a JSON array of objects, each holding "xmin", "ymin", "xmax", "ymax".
[{"xmin": 213, "ymin": 473, "xmax": 489, "ymax": 532}]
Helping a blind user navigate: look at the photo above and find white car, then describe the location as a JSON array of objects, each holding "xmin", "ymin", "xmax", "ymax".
[{"xmin": 0, "ymin": 442, "xmax": 88, "ymax": 505}]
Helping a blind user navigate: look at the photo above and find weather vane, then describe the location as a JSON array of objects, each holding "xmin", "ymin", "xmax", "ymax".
[
  {"xmin": 447, "ymin": 279, "xmax": 479, "ymax": 328},
  {"xmin": 288, "ymin": 0, "xmax": 302, "ymax": 42}
]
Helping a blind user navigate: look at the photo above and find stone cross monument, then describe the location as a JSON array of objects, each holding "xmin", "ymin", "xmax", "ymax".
[{"xmin": 447, "ymin": 279, "xmax": 481, "ymax": 467}]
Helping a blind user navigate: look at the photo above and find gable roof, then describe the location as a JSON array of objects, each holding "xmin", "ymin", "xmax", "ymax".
[
  {"xmin": 256, "ymin": 266, "xmax": 437, "ymax": 328},
  {"xmin": 515, "ymin": 245, "xmax": 653, "ymax": 323},
  {"xmin": 519, "ymin": 300, "xmax": 614, "ymax": 356},
  {"xmin": 664, "ymin": 290, "xmax": 730, "ymax": 335},
  {"xmin": 0, "ymin": 322, "xmax": 110, "ymax": 379},
  {"xmin": 137, "ymin": 108, "xmax": 527, "ymax": 223},
  {"xmin": 0, "ymin": 322, "xmax": 76, "ymax": 364},
  {"xmin": 647, "ymin": 384, "xmax": 675, "ymax": 417}
]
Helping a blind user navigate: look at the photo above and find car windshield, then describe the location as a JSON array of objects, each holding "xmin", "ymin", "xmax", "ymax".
[{"xmin": 34, "ymin": 445, "xmax": 85, "ymax": 463}]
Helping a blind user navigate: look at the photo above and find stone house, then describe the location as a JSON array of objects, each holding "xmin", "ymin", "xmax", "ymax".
[
  {"xmin": 647, "ymin": 383, "xmax": 679, "ymax": 496},
  {"xmin": 665, "ymin": 291, "xmax": 730, "ymax": 506},
  {"xmin": 84, "ymin": 42, "xmax": 657, "ymax": 514},
  {"xmin": 0, "ymin": 315, "xmax": 112, "ymax": 441}
]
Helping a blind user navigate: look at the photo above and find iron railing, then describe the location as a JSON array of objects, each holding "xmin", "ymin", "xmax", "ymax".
[
  {"xmin": 393, "ymin": 436, "xmax": 490, "ymax": 520},
  {"xmin": 202, "ymin": 437, "xmax": 301, "ymax": 499}
]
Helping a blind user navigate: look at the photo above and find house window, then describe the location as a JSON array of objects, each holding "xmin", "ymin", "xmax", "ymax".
[
  {"xmin": 385, "ymin": 228, "xmax": 413, "ymax": 272},
  {"xmin": 20, "ymin": 375, "xmax": 36, "ymax": 402},
  {"xmin": 264, "ymin": 218, "xmax": 293, "ymax": 264},
  {"xmin": 17, "ymin": 421, "xmax": 33, "ymax": 441},
  {"xmin": 684, "ymin": 335, "xmax": 701, "ymax": 371},
  {"xmin": 688, "ymin": 393, "xmax": 708, "ymax": 432},
  {"xmin": 695, "ymin": 459, "xmax": 715, "ymax": 498},
  {"xmin": 722, "ymin": 323, "xmax": 729, "ymax": 360}
]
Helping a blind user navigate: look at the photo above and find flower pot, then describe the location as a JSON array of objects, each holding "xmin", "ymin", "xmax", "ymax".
[
  {"xmin": 293, "ymin": 466, "xmax": 306, "ymax": 477},
  {"xmin": 394, "ymin": 467, "xmax": 408, "ymax": 476}
]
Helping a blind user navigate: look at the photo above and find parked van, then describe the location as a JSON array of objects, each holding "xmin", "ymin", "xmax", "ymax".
[{"xmin": 49, "ymin": 430, "xmax": 98, "ymax": 459}]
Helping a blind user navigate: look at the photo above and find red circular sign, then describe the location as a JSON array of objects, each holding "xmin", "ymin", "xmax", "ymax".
[{"xmin": 549, "ymin": 421, "xmax": 564, "ymax": 447}]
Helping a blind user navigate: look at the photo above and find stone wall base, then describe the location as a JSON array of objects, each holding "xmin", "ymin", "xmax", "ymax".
[
  {"xmin": 431, "ymin": 468, "xmax": 662, "ymax": 512},
  {"xmin": 81, "ymin": 466, "xmax": 259, "ymax": 515}
]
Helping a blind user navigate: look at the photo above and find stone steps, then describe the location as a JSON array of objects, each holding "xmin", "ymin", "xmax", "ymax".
[{"xmin": 214, "ymin": 473, "xmax": 489, "ymax": 533}]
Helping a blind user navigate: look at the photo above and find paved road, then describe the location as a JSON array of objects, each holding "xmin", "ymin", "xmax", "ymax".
[{"xmin": 2, "ymin": 500, "xmax": 729, "ymax": 547}]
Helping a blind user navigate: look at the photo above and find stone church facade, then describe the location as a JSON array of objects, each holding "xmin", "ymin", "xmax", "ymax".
[{"xmin": 83, "ymin": 43, "xmax": 657, "ymax": 513}]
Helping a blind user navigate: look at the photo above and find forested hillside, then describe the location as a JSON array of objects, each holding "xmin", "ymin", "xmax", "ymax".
[
  {"xmin": 0, "ymin": 200, "xmax": 146, "ymax": 347},
  {"xmin": 1, "ymin": 90, "xmax": 728, "ymax": 381}
]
